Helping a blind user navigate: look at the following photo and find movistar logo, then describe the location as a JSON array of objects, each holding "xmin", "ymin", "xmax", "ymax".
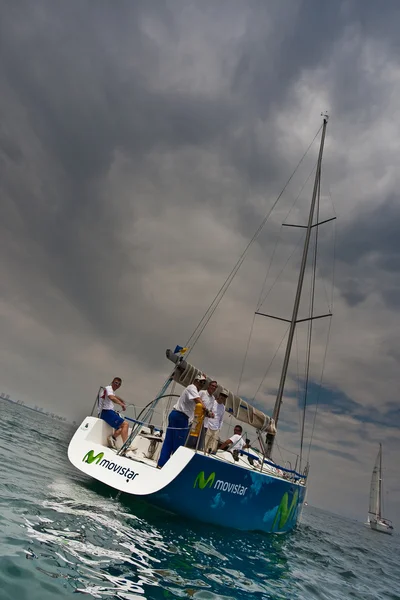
[
  {"xmin": 82, "ymin": 450, "xmax": 139, "ymax": 483},
  {"xmin": 272, "ymin": 489, "xmax": 299, "ymax": 531},
  {"xmin": 83, "ymin": 450, "xmax": 104, "ymax": 464},
  {"xmin": 193, "ymin": 471, "xmax": 247, "ymax": 496},
  {"xmin": 194, "ymin": 471, "xmax": 215, "ymax": 489}
]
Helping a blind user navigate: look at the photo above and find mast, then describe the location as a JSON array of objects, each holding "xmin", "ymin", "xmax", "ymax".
[
  {"xmin": 377, "ymin": 443, "xmax": 382, "ymax": 518},
  {"xmin": 266, "ymin": 116, "xmax": 328, "ymax": 458}
]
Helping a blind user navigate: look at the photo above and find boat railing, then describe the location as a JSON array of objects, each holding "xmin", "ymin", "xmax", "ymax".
[
  {"xmin": 238, "ymin": 449, "xmax": 306, "ymax": 481},
  {"xmin": 123, "ymin": 416, "xmax": 163, "ymax": 434},
  {"xmin": 91, "ymin": 387, "xmax": 308, "ymax": 481}
]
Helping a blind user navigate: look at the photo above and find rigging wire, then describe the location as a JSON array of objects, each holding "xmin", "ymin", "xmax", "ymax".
[
  {"xmin": 295, "ymin": 327, "xmax": 303, "ymax": 431},
  {"xmin": 237, "ymin": 225, "xmax": 284, "ymax": 395},
  {"xmin": 306, "ymin": 315, "xmax": 333, "ymax": 462},
  {"xmin": 318, "ymin": 183, "xmax": 337, "ymax": 312},
  {"xmin": 246, "ymin": 163, "xmax": 318, "ymax": 425},
  {"xmin": 307, "ymin": 238, "xmax": 336, "ymax": 461},
  {"xmin": 282, "ymin": 164, "xmax": 317, "ymax": 225},
  {"xmin": 240, "ymin": 164, "xmax": 321, "ymax": 409},
  {"xmin": 252, "ymin": 324, "xmax": 290, "ymax": 402},
  {"xmin": 275, "ymin": 441, "xmax": 301, "ymax": 457},
  {"xmin": 327, "ymin": 185, "xmax": 337, "ymax": 311},
  {"xmin": 184, "ymin": 124, "xmax": 324, "ymax": 357},
  {"xmin": 256, "ymin": 163, "xmax": 318, "ymax": 312},
  {"xmin": 299, "ymin": 165, "xmax": 321, "ymax": 469},
  {"xmin": 256, "ymin": 233, "xmax": 306, "ymax": 313},
  {"xmin": 306, "ymin": 181, "xmax": 337, "ymax": 462}
]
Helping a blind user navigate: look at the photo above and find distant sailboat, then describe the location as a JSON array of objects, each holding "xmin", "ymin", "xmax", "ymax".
[{"xmin": 367, "ymin": 444, "xmax": 393, "ymax": 535}]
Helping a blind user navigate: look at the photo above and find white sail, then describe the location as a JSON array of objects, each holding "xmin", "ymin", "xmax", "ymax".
[
  {"xmin": 368, "ymin": 445, "xmax": 381, "ymax": 518},
  {"xmin": 367, "ymin": 444, "xmax": 394, "ymax": 535}
]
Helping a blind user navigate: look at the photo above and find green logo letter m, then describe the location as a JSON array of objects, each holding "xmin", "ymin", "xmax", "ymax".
[
  {"xmin": 272, "ymin": 489, "xmax": 299, "ymax": 531},
  {"xmin": 193, "ymin": 471, "xmax": 215, "ymax": 489},
  {"xmin": 83, "ymin": 450, "xmax": 104, "ymax": 464}
]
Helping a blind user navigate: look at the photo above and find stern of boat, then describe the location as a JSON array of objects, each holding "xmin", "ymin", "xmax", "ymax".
[{"xmin": 67, "ymin": 416, "xmax": 194, "ymax": 496}]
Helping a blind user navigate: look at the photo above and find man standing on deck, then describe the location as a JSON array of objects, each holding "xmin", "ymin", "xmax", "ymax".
[
  {"xmin": 157, "ymin": 373, "xmax": 207, "ymax": 467},
  {"xmin": 204, "ymin": 388, "xmax": 227, "ymax": 453},
  {"xmin": 98, "ymin": 377, "xmax": 129, "ymax": 449},
  {"xmin": 196, "ymin": 380, "xmax": 218, "ymax": 449}
]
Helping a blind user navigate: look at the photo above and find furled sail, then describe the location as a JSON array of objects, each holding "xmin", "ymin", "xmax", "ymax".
[
  {"xmin": 166, "ymin": 349, "xmax": 276, "ymax": 433},
  {"xmin": 368, "ymin": 446, "xmax": 381, "ymax": 518}
]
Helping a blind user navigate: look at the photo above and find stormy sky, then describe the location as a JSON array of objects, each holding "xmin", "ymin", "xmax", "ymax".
[{"xmin": 1, "ymin": 0, "xmax": 400, "ymax": 524}]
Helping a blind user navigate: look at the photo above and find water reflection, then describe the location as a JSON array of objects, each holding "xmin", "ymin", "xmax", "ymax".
[{"xmin": 22, "ymin": 477, "xmax": 294, "ymax": 599}]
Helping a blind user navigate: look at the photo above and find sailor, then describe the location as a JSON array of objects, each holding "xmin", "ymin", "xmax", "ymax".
[
  {"xmin": 157, "ymin": 373, "xmax": 207, "ymax": 468},
  {"xmin": 219, "ymin": 424, "xmax": 250, "ymax": 454},
  {"xmin": 196, "ymin": 380, "xmax": 218, "ymax": 449},
  {"xmin": 98, "ymin": 377, "xmax": 129, "ymax": 449},
  {"xmin": 203, "ymin": 388, "xmax": 227, "ymax": 453}
]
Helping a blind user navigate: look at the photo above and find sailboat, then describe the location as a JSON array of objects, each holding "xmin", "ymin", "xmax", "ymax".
[
  {"xmin": 367, "ymin": 444, "xmax": 393, "ymax": 535},
  {"xmin": 68, "ymin": 116, "xmax": 331, "ymax": 533}
]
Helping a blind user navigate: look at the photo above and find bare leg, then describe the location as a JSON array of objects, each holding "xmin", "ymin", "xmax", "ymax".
[{"xmin": 114, "ymin": 421, "xmax": 129, "ymax": 443}]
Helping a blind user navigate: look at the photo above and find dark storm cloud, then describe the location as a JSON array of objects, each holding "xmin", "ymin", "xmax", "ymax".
[
  {"xmin": 1, "ymin": 0, "xmax": 400, "ymax": 525},
  {"xmin": 1, "ymin": 0, "xmax": 400, "ymax": 394},
  {"xmin": 1, "ymin": 2, "xmax": 237, "ymax": 183},
  {"xmin": 0, "ymin": 0, "xmax": 241, "ymax": 355},
  {"xmin": 335, "ymin": 198, "xmax": 400, "ymax": 308}
]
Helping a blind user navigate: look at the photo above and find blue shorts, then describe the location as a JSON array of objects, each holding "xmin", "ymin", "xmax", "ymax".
[{"xmin": 100, "ymin": 409, "xmax": 124, "ymax": 430}]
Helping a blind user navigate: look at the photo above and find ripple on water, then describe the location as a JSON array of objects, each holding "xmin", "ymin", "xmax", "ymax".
[{"xmin": 0, "ymin": 403, "xmax": 399, "ymax": 600}]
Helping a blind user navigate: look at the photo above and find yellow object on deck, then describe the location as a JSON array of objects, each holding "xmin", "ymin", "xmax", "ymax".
[{"xmin": 190, "ymin": 402, "xmax": 206, "ymax": 438}]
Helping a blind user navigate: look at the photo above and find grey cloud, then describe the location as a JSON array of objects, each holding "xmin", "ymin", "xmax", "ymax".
[
  {"xmin": 1, "ymin": 0, "xmax": 400, "ymax": 524},
  {"xmin": 335, "ymin": 198, "xmax": 400, "ymax": 308}
]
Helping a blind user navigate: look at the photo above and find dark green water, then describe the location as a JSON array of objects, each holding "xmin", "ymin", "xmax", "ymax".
[{"xmin": 0, "ymin": 399, "xmax": 398, "ymax": 599}]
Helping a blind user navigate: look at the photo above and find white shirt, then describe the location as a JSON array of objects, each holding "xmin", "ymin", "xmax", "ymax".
[
  {"xmin": 205, "ymin": 399, "xmax": 225, "ymax": 430},
  {"xmin": 227, "ymin": 433, "xmax": 245, "ymax": 451},
  {"xmin": 174, "ymin": 384, "xmax": 200, "ymax": 421},
  {"xmin": 98, "ymin": 385, "xmax": 115, "ymax": 413},
  {"xmin": 199, "ymin": 390, "xmax": 215, "ymax": 411}
]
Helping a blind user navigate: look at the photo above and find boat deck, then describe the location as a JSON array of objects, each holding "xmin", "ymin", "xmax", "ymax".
[{"xmin": 104, "ymin": 422, "xmax": 305, "ymax": 484}]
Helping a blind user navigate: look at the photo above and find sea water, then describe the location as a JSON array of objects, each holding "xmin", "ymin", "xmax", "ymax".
[{"xmin": 0, "ymin": 399, "xmax": 398, "ymax": 600}]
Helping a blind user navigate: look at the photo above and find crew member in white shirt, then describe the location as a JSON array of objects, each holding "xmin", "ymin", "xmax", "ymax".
[
  {"xmin": 219, "ymin": 424, "xmax": 250, "ymax": 453},
  {"xmin": 157, "ymin": 373, "xmax": 207, "ymax": 467},
  {"xmin": 197, "ymin": 380, "xmax": 218, "ymax": 449},
  {"xmin": 204, "ymin": 388, "xmax": 227, "ymax": 453},
  {"xmin": 98, "ymin": 377, "xmax": 129, "ymax": 449}
]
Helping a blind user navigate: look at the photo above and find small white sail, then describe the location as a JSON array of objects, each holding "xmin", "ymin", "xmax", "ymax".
[
  {"xmin": 367, "ymin": 444, "xmax": 393, "ymax": 535},
  {"xmin": 368, "ymin": 446, "xmax": 381, "ymax": 518}
]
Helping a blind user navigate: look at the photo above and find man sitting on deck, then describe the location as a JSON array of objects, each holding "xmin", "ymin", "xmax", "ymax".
[
  {"xmin": 219, "ymin": 424, "xmax": 250, "ymax": 454},
  {"xmin": 98, "ymin": 377, "xmax": 129, "ymax": 449}
]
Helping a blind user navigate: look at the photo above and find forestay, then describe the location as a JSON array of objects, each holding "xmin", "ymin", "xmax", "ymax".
[{"xmin": 166, "ymin": 349, "xmax": 276, "ymax": 432}]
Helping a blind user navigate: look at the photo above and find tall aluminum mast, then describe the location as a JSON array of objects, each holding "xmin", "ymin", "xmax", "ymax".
[{"xmin": 266, "ymin": 116, "xmax": 328, "ymax": 458}]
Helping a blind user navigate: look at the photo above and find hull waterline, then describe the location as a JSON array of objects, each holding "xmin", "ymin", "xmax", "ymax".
[{"xmin": 68, "ymin": 417, "xmax": 306, "ymax": 534}]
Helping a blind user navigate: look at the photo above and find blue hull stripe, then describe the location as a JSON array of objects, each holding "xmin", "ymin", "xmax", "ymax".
[{"xmin": 148, "ymin": 453, "xmax": 305, "ymax": 533}]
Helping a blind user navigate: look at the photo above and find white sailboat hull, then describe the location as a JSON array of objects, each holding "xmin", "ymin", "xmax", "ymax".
[{"xmin": 369, "ymin": 518, "xmax": 393, "ymax": 535}]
